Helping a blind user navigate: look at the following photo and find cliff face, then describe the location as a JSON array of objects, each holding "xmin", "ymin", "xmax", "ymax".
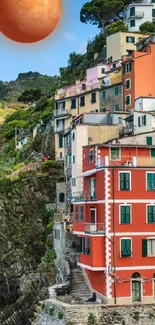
[{"xmin": 0, "ymin": 162, "xmax": 63, "ymax": 324}]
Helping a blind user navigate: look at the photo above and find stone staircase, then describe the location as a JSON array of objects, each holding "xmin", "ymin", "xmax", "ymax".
[{"xmin": 70, "ymin": 266, "xmax": 92, "ymax": 301}]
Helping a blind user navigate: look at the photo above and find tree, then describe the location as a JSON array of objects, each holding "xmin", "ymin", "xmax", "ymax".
[
  {"xmin": 139, "ymin": 21, "xmax": 155, "ymax": 33},
  {"xmin": 107, "ymin": 20, "xmax": 128, "ymax": 35},
  {"xmin": 80, "ymin": 0, "xmax": 127, "ymax": 31},
  {"xmin": 17, "ymin": 88, "xmax": 42, "ymax": 103}
]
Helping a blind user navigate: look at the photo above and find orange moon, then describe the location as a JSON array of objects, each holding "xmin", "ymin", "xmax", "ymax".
[{"xmin": 0, "ymin": 0, "xmax": 62, "ymax": 43}]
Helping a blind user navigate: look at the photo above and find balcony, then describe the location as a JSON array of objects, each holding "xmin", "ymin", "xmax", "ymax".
[
  {"xmin": 54, "ymin": 108, "xmax": 71, "ymax": 118},
  {"xmin": 71, "ymin": 190, "xmax": 96, "ymax": 202},
  {"xmin": 85, "ymin": 223, "xmax": 105, "ymax": 234},
  {"xmin": 97, "ymin": 156, "xmax": 155, "ymax": 168},
  {"xmin": 54, "ymin": 212, "xmax": 72, "ymax": 223}
]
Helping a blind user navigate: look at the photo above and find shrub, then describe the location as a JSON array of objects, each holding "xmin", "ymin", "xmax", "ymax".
[
  {"xmin": 49, "ymin": 307, "xmax": 55, "ymax": 316},
  {"xmin": 88, "ymin": 313, "xmax": 96, "ymax": 324},
  {"xmin": 58, "ymin": 311, "xmax": 63, "ymax": 319}
]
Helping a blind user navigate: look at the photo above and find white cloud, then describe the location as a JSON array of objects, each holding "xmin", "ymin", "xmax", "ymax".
[{"xmin": 63, "ymin": 32, "xmax": 76, "ymax": 44}]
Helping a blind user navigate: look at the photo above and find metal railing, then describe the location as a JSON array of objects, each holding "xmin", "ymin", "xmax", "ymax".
[
  {"xmin": 97, "ymin": 156, "xmax": 155, "ymax": 168},
  {"xmin": 72, "ymin": 190, "xmax": 96, "ymax": 201},
  {"xmin": 85, "ymin": 223, "xmax": 105, "ymax": 233},
  {"xmin": 54, "ymin": 213, "xmax": 72, "ymax": 223}
]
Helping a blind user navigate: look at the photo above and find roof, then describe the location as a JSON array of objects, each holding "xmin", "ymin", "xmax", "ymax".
[
  {"xmin": 136, "ymin": 96, "xmax": 155, "ymax": 100},
  {"xmin": 83, "ymin": 143, "xmax": 155, "ymax": 149}
]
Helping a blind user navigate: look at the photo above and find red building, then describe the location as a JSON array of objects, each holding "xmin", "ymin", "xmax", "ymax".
[{"xmin": 73, "ymin": 143, "xmax": 155, "ymax": 304}]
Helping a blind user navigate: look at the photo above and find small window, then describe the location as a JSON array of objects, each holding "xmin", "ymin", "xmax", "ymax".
[
  {"xmin": 152, "ymin": 9, "xmax": 155, "ymax": 17},
  {"xmin": 126, "ymin": 79, "xmax": 131, "ymax": 89},
  {"xmin": 101, "ymin": 68, "xmax": 105, "ymax": 73},
  {"xmin": 130, "ymin": 6, "xmax": 135, "ymax": 16},
  {"xmin": 82, "ymin": 84, "xmax": 86, "ymax": 91},
  {"xmin": 118, "ymin": 117, "xmax": 123, "ymax": 124},
  {"xmin": 114, "ymin": 86, "xmax": 119, "ymax": 96},
  {"xmin": 72, "ymin": 178, "xmax": 76, "ymax": 186},
  {"xmin": 143, "ymin": 238, "xmax": 155, "ymax": 256},
  {"xmin": 68, "ymin": 154, "xmax": 71, "ymax": 165},
  {"xmin": 126, "ymin": 36, "xmax": 135, "ymax": 43},
  {"xmin": 72, "ymin": 133, "xmax": 75, "ymax": 141},
  {"xmin": 59, "ymin": 134, "xmax": 63, "ymax": 148},
  {"xmin": 130, "ymin": 19, "xmax": 135, "ymax": 27},
  {"xmin": 91, "ymin": 93, "xmax": 96, "ymax": 103},
  {"xmin": 124, "ymin": 62, "xmax": 131, "ymax": 74},
  {"xmin": 85, "ymin": 238, "xmax": 90, "ymax": 255},
  {"xmin": 75, "ymin": 206, "xmax": 78, "ymax": 221},
  {"xmin": 147, "ymin": 206, "xmax": 155, "ymax": 223},
  {"xmin": 89, "ymin": 178, "xmax": 96, "ymax": 200},
  {"xmin": 113, "ymin": 63, "xmax": 116, "ymax": 69},
  {"xmin": 147, "ymin": 173, "xmax": 155, "ymax": 190},
  {"xmin": 120, "ymin": 172, "xmax": 130, "ymax": 190},
  {"xmin": 80, "ymin": 96, "xmax": 85, "ymax": 107},
  {"xmin": 120, "ymin": 205, "xmax": 131, "ymax": 224},
  {"xmin": 146, "ymin": 137, "xmax": 152, "ymax": 145},
  {"xmin": 59, "ymin": 193, "xmax": 65, "ymax": 203},
  {"xmin": 142, "ymin": 115, "xmax": 146, "ymax": 126},
  {"xmin": 62, "ymin": 101, "xmax": 65, "ymax": 109},
  {"xmin": 138, "ymin": 116, "xmax": 141, "ymax": 127},
  {"xmin": 101, "ymin": 90, "xmax": 106, "ymax": 100},
  {"xmin": 115, "ymin": 104, "xmax": 119, "ymax": 111},
  {"xmin": 73, "ymin": 155, "xmax": 76, "ymax": 164},
  {"xmin": 80, "ymin": 206, "xmax": 84, "ymax": 221},
  {"xmin": 126, "ymin": 95, "xmax": 131, "ymax": 106},
  {"xmin": 121, "ymin": 238, "xmax": 132, "ymax": 257},
  {"xmin": 111, "ymin": 147, "xmax": 120, "ymax": 160},
  {"xmin": 71, "ymin": 99, "xmax": 76, "ymax": 109},
  {"xmin": 89, "ymin": 149, "xmax": 94, "ymax": 163}
]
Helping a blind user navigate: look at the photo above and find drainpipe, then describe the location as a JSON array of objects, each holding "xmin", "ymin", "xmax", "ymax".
[{"xmin": 112, "ymin": 167, "xmax": 117, "ymax": 304}]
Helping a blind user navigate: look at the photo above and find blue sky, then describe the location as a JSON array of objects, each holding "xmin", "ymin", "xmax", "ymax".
[{"xmin": 0, "ymin": 0, "xmax": 99, "ymax": 82}]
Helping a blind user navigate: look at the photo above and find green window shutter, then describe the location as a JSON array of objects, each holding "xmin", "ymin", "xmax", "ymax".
[
  {"xmin": 125, "ymin": 206, "xmax": 130, "ymax": 223},
  {"xmin": 151, "ymin": 149, "xmax": 155, "ymax": 157},
  {"xmin": 138, "ymin": 117, "xmax": 141, "ymax": 127},
  {"xmin": 126, "ymin": 79, "xmax": 130, "ymax": 89},
  {"xmin": 120, "ymin": 173, "xmax": 125, "ymax": 190},
  {"xmin": 130, "ymin": 20, "xmax": 135, "ymax": 27},
  {"xmin": 121, "ymin": 206, "xmax": 126, "ymax": 223},
  {"xmin": 147, "ymin": 173, "xmax": 155, "ymax": 190},
  {"xmin": 115, "ymin": 104, "xmax": 119, "ymax": 111},
  {"xmin": 142, "ymin": 239, "xmax": 148, "ymax": 257},
  {"xmin": 81, "ymin": 206, "xmax": 84, "ymax": 221},
  {"xmin": 73, "ymin": 155, "xmax": 75, "ymax": 163},
  {"xmin": 121, "ymin": 239, "xmax": 131, "ymax": 256},
  {"xmin": 123, "ymin": 65, "xmax": 126, "ymax": 74},
  {"xmin": 114, "ymin": 86, "xmax": 119, "ymax": 96},
  {"xmin": 146, "ymin": 137, "xmax": 152, "ymax": 145},
  {"xmin": 130, "ymin": 6, "xmax": 135, "ymax": 16},
  {"xmin": 125, "ymin": 173, "xmax": 130, "ymax": 190},
  {"xmin": 59, "ymin": 134, "xmax": 63, "ymax": 148},
  {"xmin": 80, "ymin": 238, "xmax": 85, "ymax": 253},
  {"xmin": 101, "ymin": 90, "xmax": 106, "ymax": 100},
  {"xmin": 85, "ymin": 238, "xmax": 90, "ymax": 255},
  {"xmin": 76, "ymin": 206, "xmax": 78, "ymax": 221},
  {"xmin": 148, "ymin": 206, "xmax": 152, "ymax": 223},
  {"xmin": 152, "ymin": 9, "xmax": 155, "ymax": 17}
]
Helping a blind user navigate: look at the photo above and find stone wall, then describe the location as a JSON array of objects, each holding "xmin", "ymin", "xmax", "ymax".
[{"xmin": 44, "ymin": 299, "xmax": 155, "ymax": 325}]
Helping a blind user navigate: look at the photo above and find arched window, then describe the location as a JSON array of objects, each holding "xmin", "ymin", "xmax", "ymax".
[
  {"xmin": 59, "ymin": 193, "xmax": 65, "ymax": 203},
  {"xmin": 132, "ymin": 272, "xmax": 141, "ymax": 279}
]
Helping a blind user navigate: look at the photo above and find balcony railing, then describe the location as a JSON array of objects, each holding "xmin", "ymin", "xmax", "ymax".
[
  {"xmin": 54, "ymin": 108, "xmax": 71, "ymax": 117},
  {"xmin": 71, "ymin": 191, "xmax": 96, "ymax": 201},
  {"xmin": 97, "ymin": 156, "xmax": 155, "ymax": 168},
  {"xmin": 85, "ymin": 223, "xmax": 105, "ymax": 233},
  {"xmin": 54, "ymin": 212, "xmax": 72, "ymax": 223}
]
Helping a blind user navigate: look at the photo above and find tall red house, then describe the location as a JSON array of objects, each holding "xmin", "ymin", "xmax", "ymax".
[{"xmin": 73, "ymin": 143, "xmax": 155, "ymax": 304}]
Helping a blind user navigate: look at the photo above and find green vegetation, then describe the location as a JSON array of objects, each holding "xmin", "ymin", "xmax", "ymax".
[
  {"xmin": 88, "ymin": 312, "xmax": 96, "ymax": 324},
  {"xmin": 18, "ymin": 88, "xmax": 42, "ymax": 103},
  {"xmin": 107, "ymin": 20, "xmax": 128, "ymax": 35},
  {"xmin": 58, "ymin": 311, "xmax": 64, "ymax": 319},
  {"xmin": 139, "ymin": 21, "xmax": 155, "ymax": 33}
]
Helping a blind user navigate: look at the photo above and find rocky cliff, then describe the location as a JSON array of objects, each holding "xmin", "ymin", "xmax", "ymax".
[{"xmin": 0, "ymin": 161, "xmax": 63, "ymax": 324}]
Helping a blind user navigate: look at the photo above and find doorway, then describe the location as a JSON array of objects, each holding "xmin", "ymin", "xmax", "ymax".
[
  {"xmin": 131, "ymin": 272, "xmax": 141, "ymax": 302},
  {"xmin": 90, "ymin": 207, "xmax": 97, "ymax": 232}
]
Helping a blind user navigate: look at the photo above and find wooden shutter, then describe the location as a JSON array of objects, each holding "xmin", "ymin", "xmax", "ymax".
[
  {"xmin": 125, "ymin": 173, "xmax": 130, "ymax": 190},
  {"xmin": 142, "ymin": 239, "xmax": 148, "ymax": 257},
  {"xmin": 80, "ymin": 206, "xmax": 84, "ymax": 221},
  {"xmin": 120, "ymin": 173, "xmax": 125, "ymax": 190},
  {"xmin": 76, "ymin": 206, "xmax": 78, "ymax": 221}
]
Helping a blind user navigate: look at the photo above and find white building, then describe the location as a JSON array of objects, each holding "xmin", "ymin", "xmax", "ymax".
[
  {"xmin": 135, "ymin": 96, "xmax": 155, "ymax": 112},
  {"xmin": 124, "ymin": 1, "xmax": 155, "ymax": 32}
]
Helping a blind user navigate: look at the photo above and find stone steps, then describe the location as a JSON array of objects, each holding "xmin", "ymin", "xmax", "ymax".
[{"xmin": 70, "ymin": 267, "xmax": 91, "ymax": 301}]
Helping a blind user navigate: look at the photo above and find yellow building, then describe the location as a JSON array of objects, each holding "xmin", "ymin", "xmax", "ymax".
[{"xmin": 106, "ymin": 31, "xmax": 149, "ymax": 62}]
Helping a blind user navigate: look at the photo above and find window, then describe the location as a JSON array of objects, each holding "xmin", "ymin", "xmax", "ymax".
[
  {"xmin": 111, "ymin": 147, "xmax": 120, "ymax": 160},
  {"xmin": 101, "ymin": 90, "xmax": 106, "ymax": 100},
  {"xmin": 121, "ymin": 238, "xmax": 132, "ymax": 257},
  {"xmin": 115, "ymin": 104, "xmax": 120, "ymax": 111},
  {"xmin": 54, "ymin": 229, "xmax": 60, "ymax": 239},
  {"xmin": 89, "ymin": 178, "xmax": 96, "ymax": 200},
  {"xmin": 75, "ymin": 206, "xmax": 78, "ymax": 221},
  {"xmin": 59, "ymin": 134, "xmax": 63, "ymax": 148},
  {"xmin": 151, "ymin": 149, "xmax": 155, "ymax": 157},
  {"xmin": 90, "ymin": 207, "xmax": 96, "ymax": 224},
  {"xmin": 126, "ymin": 79, "xmax": 131, "ymax": 89},
  {"xmin": 65, "ymin": 155, "xmax": 67, "ymax": 165},
  {"xmin": 152, "ymin": 9, "xmax": 155, "ymax": 16},
  {"xmin": 147, "ymin": 206, "xmax": 155, "ymax": 223},
  {"xmin": 85, "ymin": 238, "xmax": 90, "ymax": 255},
  {"xmin": 138, "ymin": 116, "xmax": 141, "ymax": 127},
  {"xmin": 80, "ymin": 206, "xmax": 84, "ymax": 221},
  {"xmin": 89, "ymin": 149, "xmax": 94, "ymax": 163},
  {"xmin": 59, "ymin": 193, "xmax": 65, "ymax": 203},
  {"xmin": 147, "ymin": 173, "xmax": 155, "ymax": 190},
  {"xmin": 82, "ymin": 84, "xmax": 86, "ymax": 91},
  {"xmin": 80, "ymin": 96, "xmax": 85, "ymax": 107},
  {"xmin": 101, "ymin": 68, "xmax": 105, "ymax": 73},
  {"xmin": 146, "ymin": 137, "xmax": 152, "ymax": 145},
  {"xmin": 71, "ymin": 98, "xmax": 76, "ymax": 109},
  {"xmin": 114, "ymin": 86, "xmax": 119, "ymax": 96},
  {"xmin": 126, "ymin": 36, "xmax": 135, "ymax": 43},
  {"xmin": 73, "ymin": 155, "xmax": 75, "ymax": 164},
  {"xmin": 91, "ymin": 92, "xmax": 96, "ymax": 103},
  {"xmin": 72, "ymin": 133, "xmax": 75, "ymax": 141},
  {"xmin": 118, "ymin": 117, "xmax": 123, "ymax": 124},
  {"xmin": 142, "ymin": 115, "xmax": 146, "ymax": 126},
  {"xmin": 120, "ymin": 205, "xmax": 131, "ymax": 224},
  {"xmin": 72, "ymin": 178, "xmax": 76, "ymax": 186},
  {"xmin": 80, "ymin": 237, "xmax": 85, "ymax": 253},
  {"xmin": 113, "ymin": 63, "xmax": 116, "ymax": 69},
  {"xmin": 142, "ymin": 238, "xmax": 155, "ymax": 256},
  {"xmin": 130, "ymin": 6, "xmax": 135, "ymax": 16},
  {"xmin": 124, "ymin": 62, "xmax": 132, "ymax": 74},
  {"xmin": 68, "ymin": 154, "xmax": 71, "ymax": 165},
  {"xmin": 126, "ymin": 95, "xmax": 131, "ymax": 106},
  {"xmin": 120, "ymin": 172, "xmax": 130, "ymax": 190},
  {"xmin": 62, "ymin": 101, "xmax": 65, "ymax": 109},
  {"xmin": 130, "ymin": 19, "xmax": 135, "ymax": 27}
]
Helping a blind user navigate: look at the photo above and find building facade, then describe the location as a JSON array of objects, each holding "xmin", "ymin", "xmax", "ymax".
[
  {"xmin": 124, "ymin": 1, "xmax": 155, "ymax": 32},
  {"xmin": 72, "ymin": 143, "xmax": 155, "ymax": 304},
  {"xmin": 122, "ymin": 35, "xmax": 155, "ymax": 110}
]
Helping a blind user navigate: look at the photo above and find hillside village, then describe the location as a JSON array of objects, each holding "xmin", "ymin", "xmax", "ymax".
[{"xmin": 2, "ymin": 0, "xmax": 155, "ymax": 324}]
